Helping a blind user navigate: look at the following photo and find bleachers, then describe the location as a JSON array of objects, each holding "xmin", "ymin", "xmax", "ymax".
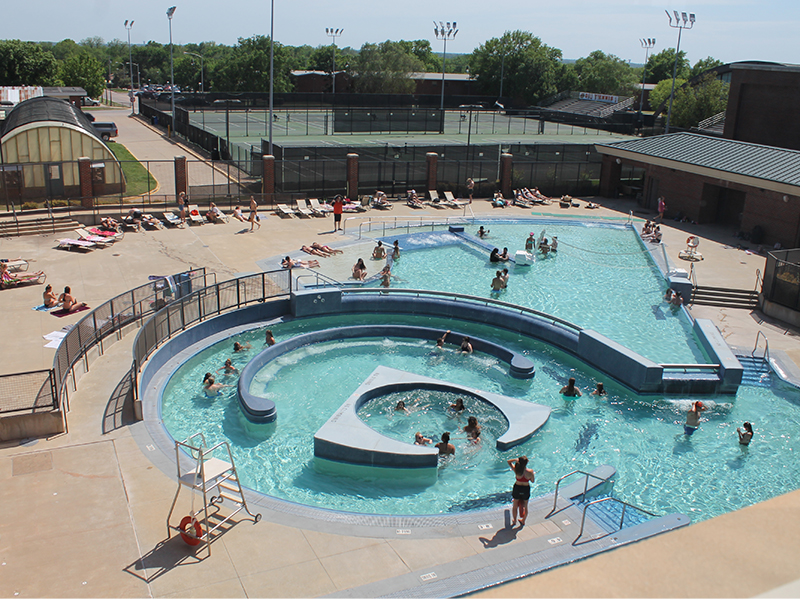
[{"xmin": 545, "ymin": 97, "xmax": 634, "ymax": 118}]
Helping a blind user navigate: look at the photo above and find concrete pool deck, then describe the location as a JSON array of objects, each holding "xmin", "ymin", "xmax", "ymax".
[{"xmin": 1, "ymin": 111, "xmax": 800, "ymax": 598}]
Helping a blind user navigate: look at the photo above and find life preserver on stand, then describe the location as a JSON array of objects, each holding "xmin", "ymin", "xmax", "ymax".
[
  {"xmin": 686, "ymin": 236, "xmax": 699, "ymax": 248},
  {"xmin": 179, "ymin": 515, "xmax": 203, "ymax": 546}
]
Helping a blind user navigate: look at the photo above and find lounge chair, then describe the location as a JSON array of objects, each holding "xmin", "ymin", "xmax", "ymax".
[
  {"xmin": 275, "ymin": 204, "xmax": 297, "ymax": 218},
  {"xmin": 301, "ymin": 199, "xmax": 325, "ymax": 217},
  {"xmin": 187, "ymin": 205, "xmax": 205, "ymax": 225},
  {"xmin": 1, "ymin": 259, "xmax": 30, "ymax": 272},
  {"xmin": 443, "ymin": 191, "xmax": 470, "ymax": 207},
  {"xmin": 86, "ymin": 226, "xmax": 124, "ymax": 240},
  {"xmin": 140, "ymin": 214, "xmax": 163, "ymax": 229},
  {"xmin": 121, "ymin": 217, "xmax": 141, "ymax": 232},
  {"xmin": 309, "ymin": 199, "xmax": 332, "ymax": 214},
  {"xmin": 163, "ymin": 212, "xmax": 183, "ymax": 227},
  {"xmin": 371, "ymin": 196, "xmax": 393, "ymax": 210},
  {"xmin": 426, "ymin": 190, "xmax": 446, "ymax": 209},
  {"xmin": 1, "ymin": 270, "xmax": 46, "ymax": 289},
  {"xmin": 214, "ymin": 208, "xmax": 230, "ymax": 223},
  {"xmin": 295, "ymin": 200, "xmax": 313, "ymax": 218},
  {"xmin": 75, "ymin": 228, "xmax": 114, "ymax": 246},
  {"xmin": 58, "ymin": 238, "xmax": 96, "ymax": 252}
]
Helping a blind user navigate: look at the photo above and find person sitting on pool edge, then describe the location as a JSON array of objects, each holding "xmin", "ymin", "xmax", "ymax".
[
  {"xmin": 460, "ymin": 337, "xmax": 473, "ymax": 354},
  {"xmin": 435, "ymin": 432, "xmax": 455, "ymax": 455},
  {"xmin": 372, "ymin": 241, "xmax": 387, "ymax": 260},
  {"xmin": 737, "ymin": 421, "xmax": 754, "ymax": 445},
  {"xmin": 352, "ymin": 258, "xmax": 367, "ymax": 281},
  {"xmin": 560, "ymin": 377, "xmax": 582, "ymax": 397}
]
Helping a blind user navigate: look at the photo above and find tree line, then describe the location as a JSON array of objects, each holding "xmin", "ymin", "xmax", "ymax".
[{"xmin": 0, "ymin": 31, "xmax": 727, "ymax": 128}]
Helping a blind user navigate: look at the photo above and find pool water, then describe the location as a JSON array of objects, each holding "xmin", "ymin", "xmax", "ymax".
[
  {"xmin": 161, "ymin": 314, "xmax": 800, "ymax": 521},
  {"xmin": 382, "ymin": 222, "xmax": 704, "ymax": 365}
]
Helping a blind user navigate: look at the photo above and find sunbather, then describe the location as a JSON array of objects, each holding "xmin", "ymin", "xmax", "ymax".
[
  {"xmin": 43, "ymin": 284, "xmax": 61, "ymax": 308},
  {"xmin": 282, "ymin": 256, "xmax": 320, "ymax": 269},
  {"xmin": 58, "ymin": 286, "xmax": 87, "ymax": 312},
  {"xmin": 301, "ymin": 245, "xmax": 327, "ymax": 257},
  {"xmin": 311, "ymin": 242, "xmax": 342, "ymax": 255},
  {"xmin": 206, "ymin": 202, "xmax": 224, "ymax": 223},
  {"xmin": 101, "ymin": 216, "xmax": 120, "ymax": 230},
  {"xmin": 1, "ymin": 263, "xmax": 46, "ymax": 289},
  {"xmin": 232, "ymin": 206, "xmax": 246, "ymax": 223}
]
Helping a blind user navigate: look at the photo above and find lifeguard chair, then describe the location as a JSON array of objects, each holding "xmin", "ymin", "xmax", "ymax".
[{"xmin": 678, "ymin": 235, "xmax": 703, "ymax": 261}]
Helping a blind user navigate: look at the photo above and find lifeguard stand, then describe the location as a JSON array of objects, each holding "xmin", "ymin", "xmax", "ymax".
[
  {"xmin": 166, "ymin": 433, "xmax": 261, "ymax": 556},
  {"xmin": 678, "ymin": 235, "xmax": 703, "ymax": 261}
]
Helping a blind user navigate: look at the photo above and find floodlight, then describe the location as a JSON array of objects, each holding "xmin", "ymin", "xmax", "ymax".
[
  {"xmin": 681, "ymin": 12, "xmax": 688, "ymax": 23},
  {"xmin": 440, "ymin": 21, "xmax": 445, "ymax": 31},
  {"xmin": 665, "ymin": 9, "xmax": 672, "ymax": 23},
  {"xmin": 167, "ymin": 6, "xmax": 176, "ymax": 19},
  {"xmin": 689, "ymin": 13, "xmax": 695, "ymax": 22},
  {"xmin": 673, "ymin": 10, "xmax": 680, "ymax": 21},
  {"xmin": 131, "ymin": 20, "xmax": 134, "ymax": 27},
  {"xmin": 453, "ymin": 21, "xmax": 457, "ymax": 29},
  {"xmin": 124, "ymin": 20, "xmax": 129, "ymax": 27}
]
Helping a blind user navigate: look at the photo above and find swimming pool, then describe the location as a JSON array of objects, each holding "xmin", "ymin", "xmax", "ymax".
[
  {"xmin": 379, "ymin": 221, "xmax": 704, "ymax": 365},
  {"xmin": 160, "ymin": 312, "xmax": 800, "ymax": 521}
]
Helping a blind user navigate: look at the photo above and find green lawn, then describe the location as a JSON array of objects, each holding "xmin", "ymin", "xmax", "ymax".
[{"xmin": 108, "ymin": 143, "xmax": 158, "ymax": 197}]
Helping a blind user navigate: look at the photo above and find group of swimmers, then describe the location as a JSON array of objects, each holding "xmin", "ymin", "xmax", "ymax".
[
  {"xmin": 397, "ymin": 395, "xmax": 482, "ymax": 456},
  {"xmin": 664, "ymin": 288, "xmax": 684, "ymax": 306},
  {"xmin": 491, "ymin": 269, "xmax": 510, "ymax": 291},
  {"xmin": 559, "ymin": 377, "xmax": 606, "ymax": 398},
  {"xmin": 684, "ymin": 400, "xmax": 755, "ymax": 445},
  {"xmin": 202, "ymin": 331, "xmax": 276, "ymax": 396},
  {"xmin": 524, "ymin": 232, "xmax": 558, "ymax": 255},
  {"xmin": 642, "ymin": 221, "xmax": 662, "ymax": 243}
]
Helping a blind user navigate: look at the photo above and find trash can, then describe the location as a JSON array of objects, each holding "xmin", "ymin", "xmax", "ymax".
[{"xmin": 152, "ymin": 115, "xmax": 159, "ymax": 126}]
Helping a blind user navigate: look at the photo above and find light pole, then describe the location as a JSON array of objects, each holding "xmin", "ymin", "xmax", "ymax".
[
  {"xmin": 126, "ymin": 62, "xmax": 141, "ymax": 91},
  {"xmin": 268, "ymin": 0, "xmax": 274, "ymax": 156},
  {"xmin": 498, "ymin": 53, "xmax": 505, "ymax": 99},
  {"xmin": 433, "ymin": 20, "xmax": 458, "ymax": 134},
  {"xmin": 664, "ymin": 10, "xmax": 695, "ymax": 134},
  {"xmin": 167, "ymin": 6, "xmax": 177, "ymax": 137},
  {"xmin": 184, "ymin": 51, "xmax": 204, "ymax": 92},
  {"xmin": 325, "ymin": 28, "xmax": 343, "ymax": 95},
  {"xmin": 638, "ymin": 38, "xmax": 655, "ymax": 119},
  {"xmin": 124, "ymin": 19, "xmax": 135, "ymax": 115}
]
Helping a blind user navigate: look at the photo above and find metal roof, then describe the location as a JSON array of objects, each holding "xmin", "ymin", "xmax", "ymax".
[
  {"xmin": 596, "ymin": 132, "xmax": 800, "ymax": 189},
  {"xmin": 1, "ymin": 95, "xmax": 98, "ymax": 140}
]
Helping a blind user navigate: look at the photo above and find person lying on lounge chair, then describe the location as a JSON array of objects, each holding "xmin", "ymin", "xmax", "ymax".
[
  {"xmin": 1, "ymin": 263, "xmax": 46, "ymax": 289},
  {"xmin": 282, "ymin": 256, "xmax": 320, "ymax": 269}
]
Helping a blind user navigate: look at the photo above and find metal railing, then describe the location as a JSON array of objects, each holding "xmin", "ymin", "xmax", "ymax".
[
  {"xmin": 599, "ymin": 97, "xmax": 635, "ymax": 118},
  {"xmin": 293, "ymin": 269, "xmax": 343, "ymax": 291},
  {"xmin": 754, "ymin": 268, "xmax": 763, "ymax": 292},
  {"xmin": 545, "ymin": 469, "xmax": 613, "ymax": 518},
  {"xmin": 346, "ymin": 214, "xmax": 473, "ymax": 238},
  {"xmin": 697, "ymin": 111, "xmax": 726, "ymax": 130},
  {"xmin": 752, "ymin": 331, "xmax": 770, "ymax": 364},
  {"xmin": 660, "ymin": 363, "xmax": 720, "ymax": 372},
  {"xmin": 0, "ymin": 369, "xmax": 57, "ymax": 415},
  {"xmin": 573, "ymin": 496, "xmax": 656, "ymax": 545},
  {"xmin": 132, "ymin": 270, "xmax": 292, "ymax": 373}
]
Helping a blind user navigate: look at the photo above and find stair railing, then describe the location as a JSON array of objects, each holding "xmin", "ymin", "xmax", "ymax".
[
  {"xmin": 10, "ymin": 203, "xmax": 20, "ymax": 237},
  {"xmin": 752, "ymin": 331, "xmax": 770, "ymax": 364},
  {"xmin": 545, "ymin": 469, "xmax": 612, "ymax": 518},
  {"xmin": 573, "ymin": 496, "xmax": 656, "ymax": 545},
  {"xmin": 754, "ymin": 268, "xmax": 763, "ymax": 293}
]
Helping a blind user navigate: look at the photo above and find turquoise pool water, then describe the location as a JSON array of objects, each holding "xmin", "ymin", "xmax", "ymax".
[
  {"xmin": 161, "ymin": 313, "xmax": 800, "ymax": 520},
  {"xmin": 377, "ymin": 222, "xmax": 705, "ymax": 365}
]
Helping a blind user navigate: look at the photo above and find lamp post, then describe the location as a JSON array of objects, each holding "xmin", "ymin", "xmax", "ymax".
[
  {"xmin": 124, "ymin": 19, "xmax": 135, "ymax": 115},
  {"xmin": 268, "ymin": 0, "xmax": 274, "ymax": 156},
  {"xmin": 664, "ymin": 10, "xmax": 695, "ymax": 134},
  {"xmin": 126, "ymin": 62, "xmax": 141, "ymax": 91},
  {"xmin": 433, "ymin": 20, "xmax": 458, "ymax": 134},
  {"xmin": 184, "ymin": 51, "xmax": 204, "ymax": 93},
  {"xmin": 638, "ymin": 38, "xmax": 655, "ymax": 120},
  {"xmin": 325, "ymin": 28, "xmax": 343, "ymax": 95},
  {"xmin": 167, "ymin": 6, "xmax": 177, "ymax": 137},
  {"xmin": 498, "ymin": 53, "xmax": 505, "ymax": 99}
]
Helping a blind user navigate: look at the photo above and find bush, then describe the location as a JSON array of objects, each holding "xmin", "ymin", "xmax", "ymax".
[
  {"xmin": 52, "ymin": 200, "xmax": 69, "ymax": 207},
  {"xmin": 21, "ymin": 202, "xmax": 39, "ymax": 210}
]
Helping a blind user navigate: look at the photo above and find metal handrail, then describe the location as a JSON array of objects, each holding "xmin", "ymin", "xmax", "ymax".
[
  {"xmin": 545, "ymin": 469, "xmax": 612, "ymax": 518},
  {"xmin": 293, "ymin": 269, "xmax": 343, "ymax": 290},
  {"xmin": 752, "ymin": 331, "xmax": 770, "ymax": 364},
  {"xmin": 348, "ymin": 214, "xmax": 471, "ymax": 239},
  {"xmin": 754, "ymin": 268, "xmax": 763, "ymax": 293},
  {"xmin": 573, "ymin": 496, "xmax": 656, "ymax": 546},
  {"xmin": 660, "ymin": 363, "xmax": 720, "ymax": 370},
  {"xmin": 342, "ymin": 288, "xmax": 583, "ymax": 333}
]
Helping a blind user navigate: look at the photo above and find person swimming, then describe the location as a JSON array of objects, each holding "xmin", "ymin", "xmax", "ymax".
[
  {"xmin": 737, "ymin": 421, "xmax": 754, "ymax": 445},
  {"xmin": 414, "ymin": 432, "xmax": 432, "ymax": 446},
  {"xmin": 560, "ymin": 377, "xmax": 582, "ymax": 397},
  {"xmin": 463, "ymin": 416, "xmax": 481, "ymax": 441},
  {"xmin": 450, "ymin": 398, "xmax": 466, "ymax": 413}
]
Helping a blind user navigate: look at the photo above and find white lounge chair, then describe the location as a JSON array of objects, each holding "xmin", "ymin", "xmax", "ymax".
[
  {"xmin": 163, "ymin": 212, "xmax": 183, "ymax": 227},
  {"xmin": 1, "ymin": 259, "xmax": 30, "ymax": 272},
  {"xmin": 444, "ymin": 191, "xmax": 470, "ymax": 207},
  {"xmin": 58, "ymin": 238, "xmax": 96, "ymax": 252},
  {"xmin": 425, "ymin": 191, "xmax": 446, "ymax": 209},
  {"xmin": 187, "ymin": 204, "xmax": 205, "ymax": 225},
  {"xmin": 275, "ymin": 204, "xmax": 297, "ymax": 218},
  {"xmin": 295, "ymin": 200, "xmax": 313, "ymax": 218},
  {"xmin": 309, "ymin": 198, "xmax": 331, "ymax": 214},
  {"xmin": 75, "ymin": 228, "xmax": 114, "ymax": 246},
  {"xmin": 302, "ymin": 199, "xmax": 325, "ymax": 217}
]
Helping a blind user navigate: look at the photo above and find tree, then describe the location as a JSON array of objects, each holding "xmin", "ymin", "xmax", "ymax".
[
  {"xmin": 469, "ymin": 31, "xmax": 565, "ymax": 104},
  {"xmin": 211, "ymin": 35, "xmax": 292, "ymax": 93},
  {"xmin": 60, "ymin": 53, "xmax": 105, "ymax": 98},
  {"xmin": 349, "ymin": 41, "xmax": 424, "ymax": 94},
  {"xmin": 0, "ymin": 40, "xmax": 60, "ymax": 86},
  {"xmin": 572, "ymin": 50, "xmax": 637, "ymax": 96},
  {"xmin": 691, "ymin": 56, "xmax": 723, "ymax": 78},
  {"xmin": 648, "ymin": 78, "xmax": 686, "ymax": 112},
  {"xmin": 308, "ymin": 44, "xmax": 351, "ymax": 74},
  {"xmin": 644, "ymin": 48, "xmax": 689, "ymax": 84},
  {"xmin": 669, "ymin": 73, "xmax": 729, "ymax": 128}
]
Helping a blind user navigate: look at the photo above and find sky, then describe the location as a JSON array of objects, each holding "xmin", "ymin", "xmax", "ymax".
[{"xmin": 2, "ymin": 0, "xmax": 798, "ymax": 65}]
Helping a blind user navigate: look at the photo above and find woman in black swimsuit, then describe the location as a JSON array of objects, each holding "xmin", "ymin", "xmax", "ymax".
[{"xmin": 508, "ymin": 456, "xmax": 534, "ymax": 527}]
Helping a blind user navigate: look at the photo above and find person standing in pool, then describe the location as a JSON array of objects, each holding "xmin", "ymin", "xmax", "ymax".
[
  {"xmin": 460, "ymin": 337, "xmax": 473, "ymax": 354},
  {"xmin": 436, "ymin": 432, "xmax": 455, "ymax": 455},
  {"xmin": 508, "ymin": 456, "xmax": 534, "ymax": 527},
  {"xmin": 436, "ymin": 330, "xmax": 451, "ymax": 348},
  {"xmin": 525, "ymin": 233, "xmax": 535, "ymax": 252},
  {"xmin": 685, "ymin": 400, "xmax": 706, "ymax": 435},
  {"xmin": 737, "ymin": 421, "xmax": 754, "ymax": 445},
  {"xmin": 415, "ymin": 432, "xmax": 432, "ymax": 446},
  {"xmin": 265, "ymin": 329, "xmax": 276, "ymax": 346},
  {"xmin": 392, "ymin": 240, "xmax": 401, "ymax": 260},
  {"xmin": 491, "ymin": 271, "xmax": 505, "ymax": 291},
  {"xmin": 464, "ymin": 416, "xmax": 481, "ymax": 441},
  {"xmin": 560, "ymin": 377, "xmax": 582, "ymax": 397}
]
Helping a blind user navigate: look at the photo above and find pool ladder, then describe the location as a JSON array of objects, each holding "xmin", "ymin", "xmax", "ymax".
[{"xmin": 166, "ymin": 433, "xmax": 261, "ymax": 556}]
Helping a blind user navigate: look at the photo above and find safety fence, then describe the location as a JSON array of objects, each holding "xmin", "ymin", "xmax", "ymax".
[
  {"xmin": 0, "ymin": 370, "xmax": 57, "ymax": 415},
  {"xmin": 764, "ymin": 249, "xmax": 800, "ymax": 312},
  {"xmin": 132, "ymin": 270, "xmax": 291, "ymax": 375}
]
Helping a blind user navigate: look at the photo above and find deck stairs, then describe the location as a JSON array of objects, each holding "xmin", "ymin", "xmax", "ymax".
[
  {"xmin": 0, "ymin": 215, "xmax": 86, "ymax": 238},
  {"xmin": 736, "ymin": 354, "xmax": 772, "ymax": 387},
  {"xmin": 690, "ymin": 285, "xmax": 759, "ymax": 309}
]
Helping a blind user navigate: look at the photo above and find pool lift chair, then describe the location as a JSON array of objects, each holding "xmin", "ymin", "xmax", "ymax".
[{"xmin": 167, "ymin": 433, "xmax": 261, "ymax": 556}]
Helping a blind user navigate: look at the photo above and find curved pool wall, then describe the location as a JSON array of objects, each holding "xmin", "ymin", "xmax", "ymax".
[{"xmin": 237, "ymin": 324, "xmax": 536, "ymax": 423}]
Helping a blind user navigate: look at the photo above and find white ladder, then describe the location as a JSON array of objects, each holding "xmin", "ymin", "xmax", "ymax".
[{"xmin": 166, "ymin": 433, "xmax": 261, "ymax": 556}]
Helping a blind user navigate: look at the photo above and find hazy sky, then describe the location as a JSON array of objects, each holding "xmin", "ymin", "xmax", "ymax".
[{"xmin": 3, "ymin": 0, "xmax": 798, "ymax": 65}]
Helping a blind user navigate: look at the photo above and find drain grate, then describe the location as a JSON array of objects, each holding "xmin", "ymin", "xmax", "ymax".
[{"xmin": 12, "ymin": 451, "xmax": 53, "ymax": 476}]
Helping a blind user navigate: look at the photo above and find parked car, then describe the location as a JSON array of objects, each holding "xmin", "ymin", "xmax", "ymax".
[
  {"xmin": 81, "ymin": 96, "xmax": 100, "ymax": 107},
  {"xmin": 92, "ymin": 122, "xmax": 118, "ymax": 141}
]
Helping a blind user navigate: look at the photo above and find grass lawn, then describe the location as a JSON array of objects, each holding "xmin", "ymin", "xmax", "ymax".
[{"xmin": 108, "ymin": 143, "xmax": 158, "ymax": 197}]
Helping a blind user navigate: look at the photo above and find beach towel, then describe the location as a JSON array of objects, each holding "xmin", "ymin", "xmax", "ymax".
[
  {"xmin": 32, "ymin": 304, "xmax": 56, "ymax": 312},
  {"xmin": 51, "ymin": 305, "xmax": 91, "ymax": 318}
]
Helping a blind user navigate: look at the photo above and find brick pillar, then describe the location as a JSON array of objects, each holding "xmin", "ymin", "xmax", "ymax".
[
  {"xmin": 599, "ymin": 155, "xmax": 622, "ymax": 198},
  {"xmin": 346, "ymin": 153, "xmax": 359, "ymax": 200},
  {"xmin": 78, "ymin": 157, "xmax": 93, "ymax": 208},
  {"xmin": 426, "ymin": 152, "xmax": 438, "ymax": 194},
  {"xmin": 499, "ymin": 153, "xmax": 513, "ymax": 200},
  {"xmin": 262, "ymin": 155, "xmax": 275, "ymax": 204},
  {"xmin": 174, "ymin": 155, "xmax": 187, "ymax": 199}
]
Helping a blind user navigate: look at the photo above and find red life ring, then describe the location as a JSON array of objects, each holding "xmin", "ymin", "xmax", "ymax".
[
  {"xmin": 179, "ymin": 515, "xmax": 202, "ymax": 546},
  {"xmin": 686, "ymin": 236, "xmax": 699, "ymax": 248}
]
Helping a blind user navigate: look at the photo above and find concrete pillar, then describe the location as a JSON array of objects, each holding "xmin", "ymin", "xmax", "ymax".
[
  {"xmin": 599, "ymin": 155, "xmax": 622, "ymax": 198},
  {"xmin": 174, "ymin": 155, "xmax": 187, "ymax": 199},
  {"xmin": 262, "ymin": 155, "xmax": 275, "ymax": 204},
  {"xmin": 78, "ymin": 157, "xmax": 93, "ymax": 208},
  {"xmin": 499, "ymin": 153, "xmax": 513, "ymax": 200},
  {"xmin": 346, "ymin": 153, "xmax": 359, "ymax": 200},
  {"xmin": 426, "ymin": 152, "xmax": 438, "ymax": 194}
]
